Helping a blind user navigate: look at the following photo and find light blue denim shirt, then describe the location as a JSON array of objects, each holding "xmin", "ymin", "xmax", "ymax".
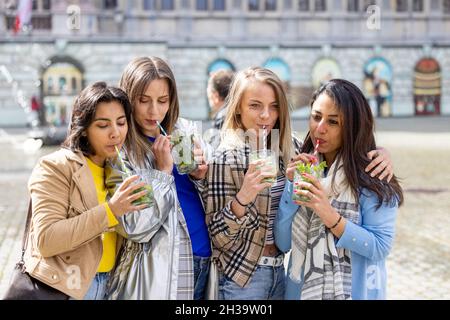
[{"xmin": 274, "ymin": 180, "xmax": 398, "ymax": 300}]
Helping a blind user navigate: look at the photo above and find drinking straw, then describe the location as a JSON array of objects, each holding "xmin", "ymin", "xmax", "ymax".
[
  {"xmin": 115, "ymin": 146, "xmax": 131, "ymax": 176},
  {"xmin": 263, "ymin": 125, "xmax": 267, "ymax": 156},
  {"xmin": 313, "ymin": 139, "xmax": 320, "ymax": 163},
  {"xmin": 156, "ymin": 120, "xmax": 168, "ymax": 136}
]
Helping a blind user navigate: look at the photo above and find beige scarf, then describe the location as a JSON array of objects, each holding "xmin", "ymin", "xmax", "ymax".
[{"xmin": 289, "ymin": 156, "xmax": 360, "ymax": 300}]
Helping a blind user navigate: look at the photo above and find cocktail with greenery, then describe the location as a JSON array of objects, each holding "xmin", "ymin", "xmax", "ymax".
[{"xmin": 292, "ymin": 161, "xmax": 327, "ymax": 202}]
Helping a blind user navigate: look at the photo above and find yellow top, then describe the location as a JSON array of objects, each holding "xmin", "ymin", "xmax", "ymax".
[{"xmin": 86, "ymin": 157, "xmax": 119, "ymax": 273}]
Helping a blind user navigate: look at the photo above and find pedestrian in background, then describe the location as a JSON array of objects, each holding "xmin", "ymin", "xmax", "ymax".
[{"xmin": 207, "ymin": 69, "xmax": 234, "ymax": 130}]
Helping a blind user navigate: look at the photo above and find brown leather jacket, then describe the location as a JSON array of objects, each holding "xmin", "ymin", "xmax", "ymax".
[{"xmin": 24, "ymin": 148, "xmax": 122, "ymax": 300}]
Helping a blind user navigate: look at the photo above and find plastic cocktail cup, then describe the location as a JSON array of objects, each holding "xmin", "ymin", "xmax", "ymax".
[
  {"xmin": 249, "ymin": 150, "xmax": 277, "ymax": 184},
  {"xmin": 170, "ymin": 132, "xmax": 199, "ymax": 174}
]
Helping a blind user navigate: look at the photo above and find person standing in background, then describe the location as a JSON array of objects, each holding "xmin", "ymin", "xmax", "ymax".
[{"xmin": 207, "ymin": 69, "xmax": 234, "ymax": 130}]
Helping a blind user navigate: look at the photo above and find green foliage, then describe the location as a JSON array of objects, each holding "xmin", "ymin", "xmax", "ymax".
[{"xmin": 292, "ymin": 160, "xmax": 327, "ymax": 202}]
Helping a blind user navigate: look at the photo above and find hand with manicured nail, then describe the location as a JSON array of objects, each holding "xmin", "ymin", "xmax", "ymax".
[{"xmin": 365, "ymin": 147, "xmax": 394, "ymax": 182}]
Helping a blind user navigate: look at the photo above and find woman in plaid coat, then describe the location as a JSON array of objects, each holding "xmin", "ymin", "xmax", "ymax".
[{"xmin": 197, "ymin": 67, "xmax": 298, "ymax": 299}]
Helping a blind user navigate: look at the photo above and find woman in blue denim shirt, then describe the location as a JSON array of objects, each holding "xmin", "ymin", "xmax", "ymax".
[{"xmin": 274, "ymin": 79, "xmax": 403, "ymax": 300}]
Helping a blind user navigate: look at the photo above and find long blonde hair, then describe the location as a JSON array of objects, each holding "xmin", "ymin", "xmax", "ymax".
[
  {"xmin": 221, "ymin": 66, "xmax": 294, "ymax": 165},
  {"xmin": 119, "ymin": 56, "xmax": 180, "ymax": 166}
]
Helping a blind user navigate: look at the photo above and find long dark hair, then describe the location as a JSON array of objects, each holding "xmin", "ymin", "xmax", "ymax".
[
  {"xmin": 302, "ymin": 79, "xmax": 403, "ymax": 208},
  {"xmin": 62, "ymin": 81, "xmax": 133, "ymax": 155}
]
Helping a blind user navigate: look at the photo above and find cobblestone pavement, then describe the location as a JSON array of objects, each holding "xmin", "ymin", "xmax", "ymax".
[{"xmin": 0, "ymin": 117, "xmax": 449, "ymax": 299}]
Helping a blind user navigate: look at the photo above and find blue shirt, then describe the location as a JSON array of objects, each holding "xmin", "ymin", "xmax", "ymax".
[
  {"xmin": 148, "ymin": 136, "xmax": 211, "ymax": 257},
  {"xmin": 274, "ymin": 180, "xmax": 397, "ymax": 300}
]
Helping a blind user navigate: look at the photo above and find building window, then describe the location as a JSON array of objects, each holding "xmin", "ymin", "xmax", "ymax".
[
  {"xmin": 263, "ymin": 58, "xmax": 291, "ymax": 82},
  {"xmin": 31, "ymin": 16, "xmax": 52, "ymax": 29},
  {"xmin": 298, "ymin": 0, "xmax": 310, "ymax": 11},
  {"xmin": 444, "ymin": 0, "xmax": 450, "ymax": 13},
  {"xmin": 412, "ymin": 0, "xmax": 423, "ymax": 11},
  {"xmin": 143, "ymin": 0, "xmax": 156, "ymax": 10},
  {"xmin": 196, "ymin": 0, "xmax": 225, "ymax": 10},
  {"xmin": 347, "ymin": 0, "xmax": 359, "ymax": 11},
  {"xmin": 414, "ymin": 58, "xmax": 441, "ymax": 116},
  {"xmin": 161, "ymin": 0, "xmax": 174, "ymax": 10},
  {"xmin": 47, "ymin": 77, "xmax": 54, "ymax": 94},
  {"xmin": 314, "ymin": 0, "xmax": 326, "ymax": 11},
  {"xmin": 284, "ymin": 0, "xmax": 293, "ymax": 10},
  {"xmin": 213, "ymin": 0, "xmax": 226, "ymax": 10},
  {"xmin": 312, "ymin": 58, "xmax": 342, "ymax": 89},
  {"xmin": 24, "ymin": 0, "xmax": 52, "ymax": 11},
  {"xmin": 103, "ymin": 0, "xmax": 117, "ymax": 9},
  {"xmin": 265, "ymin": 0, "xmax": 277, "ymax": 10},
  {"xmin": 71, "ymin": 77, "xmax": 77, "ymax": 93},
  {"xmin": 58, "ymin": 76, "xmax": 67, "ymax": 93},
  {"xmin": 363, "ymin": 0, "xmax": 377, "ymax": 11},
  {"xmin": 207, "ymin": 59, "xmax": 236, "ymax": 74},
  {"xmin": 196, "ymin": 0, "xmax": 208, "ymax": 10},
  {"xmin": 395, "ymin": 0, "xmax": 408, "ymax": 12},
  {"xmin": 249, "ymin": 0, "xmax": 260, "ymax": 11},
  {"xmin": 42, "ymin": 0, "xmax": 50, "ymax": 10}
]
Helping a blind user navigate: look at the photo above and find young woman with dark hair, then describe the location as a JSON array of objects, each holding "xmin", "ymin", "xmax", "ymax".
[
  {"xmin": 275, "ymin": 79, "xmax": 403, "ymax": 300},
  {"xmin": 23, "ymin": 82, "xmax": 145, "ymax": 300}
]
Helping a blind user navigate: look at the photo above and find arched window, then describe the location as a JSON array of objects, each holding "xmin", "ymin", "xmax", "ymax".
[
  {"xmin": 413, "ymin": 58, "xmax": 441, "ymax": 115},
  {"xmin": 263, "ymin": 57, "xmax": 291, "ymax": 82},
  {"xmin": 58, "ymin": 76, "xmax": 67, "ymax": 93},
  {"xmin": 161, "ymin": 0, "xmax": 174, "ymax": 10},
  {"xmin": 41, "ymin": 56, "xmax": 84, "ymax": 127},
  {"xmin": 207, "ymin": 59, "xmax": 235, "ymax": 75},
  {"xmin": 47, "ymin": 77, "xmax": 54, "ymax": 94},
  {"xmin": 71, "ymin": 77, "xmax": 78, "ymax": 93},
  {"xmin": 311, "ymin": 58, "xmax": 342, "ymax": 89},
  {"xmin": 363, "ymin": 57, "xmax": 393, "ymax": 117}
]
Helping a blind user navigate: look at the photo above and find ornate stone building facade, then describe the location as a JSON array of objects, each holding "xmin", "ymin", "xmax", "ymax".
[{"xmin": 1, "ymin": 0, "xmax": 449, "ymax": 126}]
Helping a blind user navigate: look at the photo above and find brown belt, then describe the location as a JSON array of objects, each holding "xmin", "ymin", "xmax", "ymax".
[{"xmin": 262, "ymin": 244, "xmax": 279, "ymax": 257}]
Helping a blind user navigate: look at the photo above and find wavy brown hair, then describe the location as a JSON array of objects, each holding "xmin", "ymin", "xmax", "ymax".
[
  {"xmin": 119, "ymin": 56, "xmax": 180, "ymax": 166},
  {"xmin": 62, "ymin": 81, "xmax": 133, "ymax": 156},
  {"xmin": 302, "ymin": 79, "xmax": 403, "ymax": 208}
]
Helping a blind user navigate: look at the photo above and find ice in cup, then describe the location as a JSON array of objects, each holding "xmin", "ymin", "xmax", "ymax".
[
  {"xmin": 171, "ymin": 130, "xmax": 199, "ymax": 175},
  {"xmin": 249, "ymin": 150, "xmax": 278, "ymax": 184},
  {"xmin": 292, "ymin": 161, "xmax": 327, "ymax": 202},
  {"xmin": 123, "ymin": 169, "xmax": 154, "ymax": 208},
  {"xmin": 106, "ymin": 153, "xmax": 154, "ymax": 208}
]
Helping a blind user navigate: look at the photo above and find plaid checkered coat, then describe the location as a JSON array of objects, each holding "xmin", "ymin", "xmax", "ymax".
[{"xmin": 196, "ymin": 136, "xmax": 302, "ymax": 287}]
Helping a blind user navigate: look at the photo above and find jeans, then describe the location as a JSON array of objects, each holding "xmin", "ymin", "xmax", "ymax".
[
  {"xmin": 218, "ymin": 264, "xmax": 285, "ymax": 300},
  {"xmin": 193, "ymin": 255, "xmax": 210, "ymax": 300},
  {"xmin": 83, "ymin": 272, "xmax": 110, "ymax": 300}
]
